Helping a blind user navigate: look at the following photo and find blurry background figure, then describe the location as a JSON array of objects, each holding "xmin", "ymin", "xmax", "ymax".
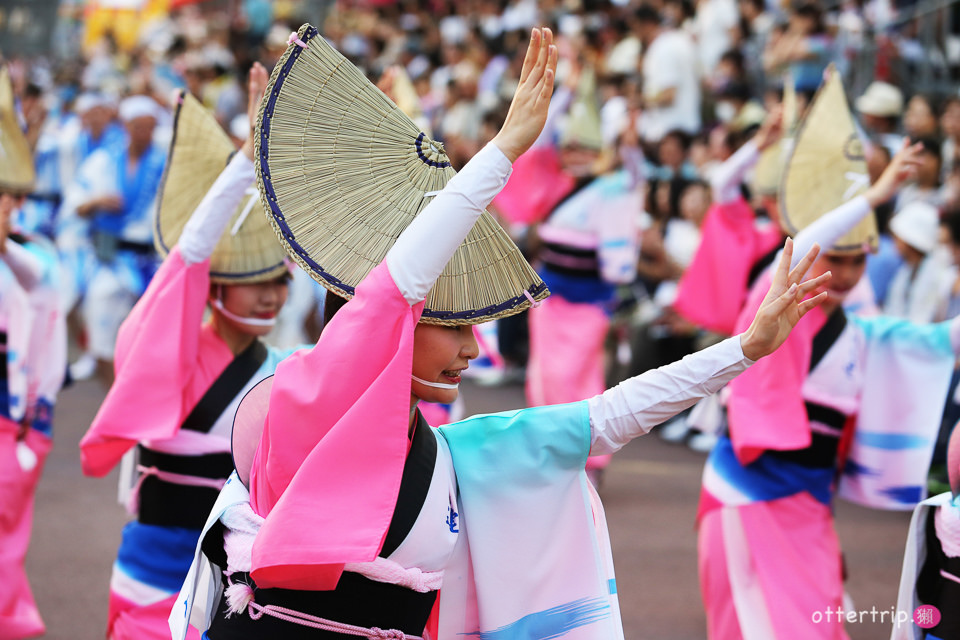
[{"xmin": 61, "ymin": 95, "xmax": 167, "ymax": 387}]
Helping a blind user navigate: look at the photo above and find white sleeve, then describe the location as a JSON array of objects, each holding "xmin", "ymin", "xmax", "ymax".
[
  {"xmin": 1, "ymin": 240, "xmax": 45, "ymax": 291},
  {"xmin": 178, "ymin": 153, "xmax": 256, "ymax": 266},
  {"xmin": 589, "ymin": 336, "xmax": 753, "ymax": 454},
  {"xmin": 789, "ymin": 196, "xmax": 871, "ymax": 269},
  {"xmin": 709, "ymin": 141, "xmax": 759, "ymax": 204},
  {"xmin": 385, "ymin": 142, "xmax": 513, "ymax": 305}
]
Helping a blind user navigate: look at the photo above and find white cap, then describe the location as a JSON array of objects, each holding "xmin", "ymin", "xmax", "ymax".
[
  {"xmin": 855, "ymin": 82, "xmax": 904, "ymax": 118},
  {"xmin": 75, "ymin": 92, "xmax": 116, "ymax": 114},
  {"xmin": 119, "ymin": 95, "xmax": 162, "ymax": 123},
  {"xmin": 890, "ymin": 201, "xmax": 940, "ymax": 253}
]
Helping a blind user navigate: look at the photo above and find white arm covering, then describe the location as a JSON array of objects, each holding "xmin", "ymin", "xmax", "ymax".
[
  {"xmin": 950, "ymin": 316, "xmax": 960, "ymax": 354},
  {"xmin": 386, "ymin": 142, "xmax": 513, "ymax": 305},
  {"xmin": 178, "ymin": 152, "xmax": 256, "ymax": 266},
  {"xmin": 589, "ymin": 336, "xmax": 753, "ymax": 454},
  {"xmin": 710, "ymin": 141, "xmax": 759, "ymax": 204},
  {"xmin": 1, "ymin": 240, "xmax": 45, "ymax": 291},
  {"xmin": 788, "ymin": 196, "xmax": 871, "ymax": 269}
]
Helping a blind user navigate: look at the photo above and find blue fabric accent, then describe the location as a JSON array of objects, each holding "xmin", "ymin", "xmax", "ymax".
[
  {"xmin": 92, "ymin": 144, "xmax": 166, "ymax": 240},
  {"xmin": 607, "ymin": 579, "xmax": 617, "ymax": 595},
  {"xmin": 538, "ymin": 266, "xmax": 615, "ymax": 306},
  {"xmin": 708, "ymin": 437, "xmax": 837, "ymax": 506},
  {"xmin": 460, "ymin": 597, "xmax": 611, "ymax": 639},
  {"xmin": 865, "ymin": 234, "xmax": 903, "ymax": 305},
  {"xmin": 30, "ymin": 398, "xmax": 53, "ymax": 438},
  {"xmin": 880, "ymin": 485, "xmax": 925, "ymax": 504},
  {"xmin": 851, "ymin": 315, "xmax": 954, "ymax": 357},
  {"xmin": 842, "ymin": 459, "xmax": 880, "ymax": 478},
  {"xmin": 0, "ymin": 384, "xmax": 10, "ymax": 421},
  {"xmin": 115, "ymin": 522, "xmax": 202, "ymax": 593},
  {"xmin": 856, "ymin": 432, "xmax": 930, "ymax": 450}
]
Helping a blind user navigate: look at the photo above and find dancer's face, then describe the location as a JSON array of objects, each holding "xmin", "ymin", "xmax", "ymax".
[
  {"xmin": 213, "ymin": 277, "xmax": 289, "ymax": 336},
  {"xmin": 808, "ymin": 251, "xmax": 867, "ymax": 303},
  {"xmin": 411, "ymin": 324, "xmax": 479, "ymax": 405}
]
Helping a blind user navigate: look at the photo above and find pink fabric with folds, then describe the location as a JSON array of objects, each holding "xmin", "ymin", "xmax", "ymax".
[
  {"xmin": 80, "ymin": 247, "xmax": 233, "ymax": 477},
  {"xmin": 0, "ymin": 418, "xmax": 51, "ymax": 640},
  {"xmin": 726, "ymin": 271, "xmax": 827, "ymax": 465},
  {"xmin": 698, "ymin": 495, "xmax": 848, "ymax": 640},
  {"xmin": 674, "ymin": 198, "xmax": 783, "ymax": 335},
  {"xmin": 526, "ymin": 296, "xmax": 612, "ymax": 470},
  {"xmin": 491, "ymin": 146, "xmax": 576, "ymax": 225},
  {"xmin": 107, "ymin": 591, "xmax": 201, "ymax": 640},
  {"xmin": 249, "ymin": 261, "xmax": 423, "ymax": 590}
]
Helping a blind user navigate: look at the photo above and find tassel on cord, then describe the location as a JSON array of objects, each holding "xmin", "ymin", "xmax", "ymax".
[{"xmin": 224, "ymin": 579, "xmax": 255, "ymax": 618}]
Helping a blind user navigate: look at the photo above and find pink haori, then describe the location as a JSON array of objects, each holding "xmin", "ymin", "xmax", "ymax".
[
  {"xmin": 698, "ymin": 493, "xmax": 848, "ymax": 640},
  {"xmin": 0, "ymin": 419, "xmax": 52, "ymax": 640},
  {"xmin": 108, "ymin": 591, "xmax": 201, "ymax": 640}
]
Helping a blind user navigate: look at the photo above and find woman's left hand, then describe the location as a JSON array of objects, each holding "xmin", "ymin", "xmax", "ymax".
[
  {"xmin": 740, "ymin": 238, "xmax": 831, "ymax": 361},
  {"xmin": 242, "ymin": 62, "xmax": 269, "ymax": 161}
]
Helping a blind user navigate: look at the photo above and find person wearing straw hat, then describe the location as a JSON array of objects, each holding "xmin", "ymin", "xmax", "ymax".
[
  {"xmin": 697, "ymin": 111, "xmax": 960, "ymax": 638},
  {"xmin": 0, "ymin": 67, "xmax": 67, "ymax": 640},
  {"xmin": 884, "ymin": 201, "xmax": 949, "ymax": 324},
  {"xmin": 171, "ymin": 26, "xmax": 831, "ymax": 640},
  {"xmin": 79, "ymin": 67, "xmax": 307, "ymax": 640},
  {"xmin": 856, "ymin": 81, "xmax": 905, "ymax": 158},
  {"xmin": 61, "ymin": 94, "xmax": 167, "ymax": 387},
  {"xmin": 891, "ymin": 420, "xmax": 960, "ymax": 640}
]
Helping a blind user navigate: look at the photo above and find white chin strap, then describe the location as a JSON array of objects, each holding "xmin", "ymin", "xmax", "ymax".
[
  {"xmin": 212, "ymin": 298, "xmax": 277, "ymax": 328},
  {"xmin": 412, "ymin": 375, "xmax": 459, "ymax": 390}
]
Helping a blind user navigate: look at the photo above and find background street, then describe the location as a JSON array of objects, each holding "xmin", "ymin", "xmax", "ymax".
[{"xmin": 29, "ymin": 377, "xmax": 914, "ymax": 639}]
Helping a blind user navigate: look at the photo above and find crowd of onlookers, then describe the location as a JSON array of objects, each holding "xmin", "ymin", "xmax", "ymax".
[{"xmin": 7, "ymin": 1, "xmax": 960, "ymax": 457}]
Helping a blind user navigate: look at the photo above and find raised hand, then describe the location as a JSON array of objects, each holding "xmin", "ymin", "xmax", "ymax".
[
  {"xmin": 740, "ymin": 238, "xmax": 831, "ymax": 361},
  {"xmin": 864, "ymin": 139, "xmax": 923, "ymax": 208},
  {"xmin": 492, "ymin": 28, "xmax": 558, "ymax": 163},
  {"xmin": 753, "ymin": 105, "xmax": 783, "ymax": 152},
  {"xmin": 242, "ymin": 62, "xmax": 270, "ymax": 161}
]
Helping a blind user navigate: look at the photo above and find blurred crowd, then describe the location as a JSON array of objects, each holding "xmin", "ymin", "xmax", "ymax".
[{"xmin": 6, "ymin": 0, "xmax": 960, "ymax": 439}]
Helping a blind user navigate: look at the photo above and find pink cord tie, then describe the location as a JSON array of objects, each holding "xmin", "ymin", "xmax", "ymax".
[
  {"xmin": 288, "ymin": 32, "xmax": 308, "ymax": 48},
  {"xmin": 127, "ymin": 466, "xmax": 227, "ymax": 515},
  {"xmin": 225, "ymin": 578, "xmax": 421, "ymax": 639},
  {"xmin": 523, "ymin": 289, "xmax": 542, "ymax": 308}
]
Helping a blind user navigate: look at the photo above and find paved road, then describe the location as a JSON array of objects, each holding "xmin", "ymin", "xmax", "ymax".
[{"xmin": 27, "ymin": 377, "xmax": 914, "ymax": 639}]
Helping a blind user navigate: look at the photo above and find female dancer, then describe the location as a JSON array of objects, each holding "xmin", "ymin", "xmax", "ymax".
[
  {"xmin": 174, "ymin": 27, "xmax": 829, "ymax": 640},
  {"xmin": 80, "ymin": 65, "xmax": 303, "ymax": 640}
]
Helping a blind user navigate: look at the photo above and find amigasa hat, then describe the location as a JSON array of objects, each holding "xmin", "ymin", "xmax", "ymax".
[
  {"xmin": 779, "ymin": 66, "xmax": 878, "ymax": 252},
  {"xmin": 254, "ymin": 24, "xmax": 549, "ymax": 325},
  {"xmin": 889, "ymin": 201, "xmax": 940, "ymax": 254},
  {"xmin": 0, "ymin": 67, "xmax": 35, "ymax": 195},
  {"xmin": 154, "ymin": 91, "xmax": 288, "ymax": 284}
]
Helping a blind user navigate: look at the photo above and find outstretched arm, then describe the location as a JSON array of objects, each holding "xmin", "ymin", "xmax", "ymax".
[
  {"xmin": 591, "ymin": 239, "xmax": 830, "ymax": 453},
  {"xmin": 1, "ymin": 239, "xmax": 45, "ymax": 291},
  {"xmin": 386, "ymin": 28, "xmax": 558, "ymax": 304}
]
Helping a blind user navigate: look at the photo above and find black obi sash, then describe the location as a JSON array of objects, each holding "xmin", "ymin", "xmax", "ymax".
[
  {"xmin": 204, "ymin": 412, "xmax": 440, "ymax": 639},
  {"xmin": 137, "ymin": 340, "xmax": 268, "ymax": 529}
]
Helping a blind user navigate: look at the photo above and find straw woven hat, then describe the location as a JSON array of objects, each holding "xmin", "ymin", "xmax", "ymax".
[
  {"xmin": 254, "ymin": 24, "xmax": 548, "ymax": 325},
  {"xmin": 560, "ymin": 67, "xmax": 604, "ymax": 151},
  {"xmin": 154, "ymin": 91, "xmax": 288, "ymax": 284},
  {"xmin": 0, "ymin": 67, "xmax": 35, "ymax": 194},
  {"xmin": 778, "ymin": 66, "xmax": 877, "ymax": 252}
]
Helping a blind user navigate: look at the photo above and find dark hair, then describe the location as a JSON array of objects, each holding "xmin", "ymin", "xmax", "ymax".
[
  {"xmin": 323, "ymin": 290, "xmax": 350, "ymax": 329},
  {"xmin": 635, "ymin": 4, "xmax": 662, "ymax": 25},
  {"xmin": 944, "ymin": 209, "xmax": 960, "ymax": 245},
  {"xmin": 917, "ymin": 137, "xmax": 943, "ymax": 162}
]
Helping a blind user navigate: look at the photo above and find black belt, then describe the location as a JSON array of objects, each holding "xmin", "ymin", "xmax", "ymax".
[
  {"xmin": 207, "ymin": 571, "xmax": 437, "ymax": 639},
  {"xmin": 136, "ymin": 446, "xmax": 234, "ymax": 529},
  {"xmin": 0, "ymin": 332, "xmax": 6, "ymax": 381},
  {"xmin": 539, "ymin": 242, "xmax": 601, "ymax": 279},
  {"xmin": 765, "ymin": 403, "xmax": 846, "ymax": 469},
  {"xmin": 116, "ymin": 240, "xmax": 156, "ymax": 255}
]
